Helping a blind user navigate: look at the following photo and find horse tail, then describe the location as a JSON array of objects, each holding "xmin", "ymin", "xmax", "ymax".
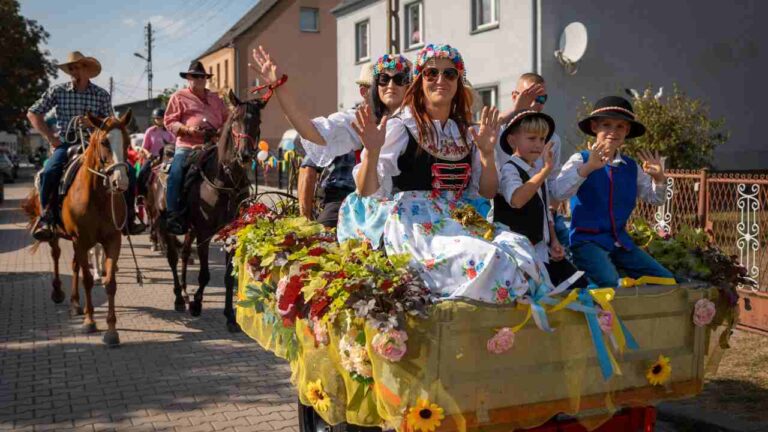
[{"xmin": 21, "ymin": 190, "xmax": 43, "ymax": 253}]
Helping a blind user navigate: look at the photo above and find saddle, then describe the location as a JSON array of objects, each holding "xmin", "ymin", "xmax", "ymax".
[
  {"xmin": 153, "ymin": 144, "xmax": 218, "ymax": 215},
  {"xmin": 59, "ymin": 146, "xmax": 85, "ymax": 198}
]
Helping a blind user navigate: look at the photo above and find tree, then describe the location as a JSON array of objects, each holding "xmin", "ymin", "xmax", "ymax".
[
  {"xmin": 0, "ymin": 0, "xmax": 57, "ymax": 133},
  {"xmin": 157, "ymin": 85, "xmax": 179, "ymax": 108},
  {"xmin": 578, "ymin": 84, "xmax": 729, "ymax": 169}
]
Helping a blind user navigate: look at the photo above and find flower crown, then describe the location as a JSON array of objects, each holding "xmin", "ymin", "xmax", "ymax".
[
  {"xmin": 373, "ymin": 54, "xmax": 412, "ymax": 76},
  {"xmin": 413, "ymin": 43, "xmax": 466, "ymax": 80}
]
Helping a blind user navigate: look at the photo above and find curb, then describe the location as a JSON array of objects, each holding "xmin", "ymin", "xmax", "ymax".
[{"xmin": 657, "ymin": 403, "xmax": 768, "ymax": 432}]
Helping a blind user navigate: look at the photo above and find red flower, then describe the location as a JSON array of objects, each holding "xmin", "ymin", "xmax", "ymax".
[
  {"xmin": 466, "ymin": 268, "xmax": 477, "ymax": 279},
  {"xmin": 248, "ymin": 257, "xmax": 261, "ymax": 268},
  {"xmin": 380, "ymin": 279, "xmax": 394, "ymax": 291},
  {"xmin": 423, "ymin": 222, "xmax": 433, "ymax": 232},
  {"xmin": 424, "ymin": 259, "xmax": 435, "ymax": 270},
  {"xmin": 282, "ymin": 234, "xmax": 297, "ymax": 247},
  {"xmin": 277, "ymin": 275, "xmax": 303, "ymax": 319},
  {"xmin": 301, "ymin": 263, "xmax": 318, "ymax": 272},
  {"xmin": 496, "ymin": 287, "xmax": 509, "ymax": 302},
  {"xmin": 310, "ymin": 295, "xmax": 331, "ymax": 320},
  {"xmin": 396, "ymin": 62, "xmax": 403, "ymax": 71},
  {"xmin": 308, "ymin": 247, "xmax": 326, "ymax": 257}
]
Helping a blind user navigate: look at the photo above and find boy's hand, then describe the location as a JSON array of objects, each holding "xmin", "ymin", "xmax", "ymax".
[
  {"xmin": 512, "ymin": 83, "xmax": 546, "ymax": 111},
  {"xmin": 549, "ymin": 239, "xmax": 565, "ymax": 261},
  {"xmin": 639, "ymin": 149, "xmax": 666, "ymax": 183},
  {"xmin": 470, "ymin": 106, "xmax": 500, "ymax": 158},
  {"xmin": 579, "ymin": 141, "xmax": 610, "ymax": 176},
  {"xmin": 351, "ymin": 104, "xmax": 388, "ymax": 155},
  {"xmin": 542, "ymin": 141, "xmax": 555, "ymax": 173}
]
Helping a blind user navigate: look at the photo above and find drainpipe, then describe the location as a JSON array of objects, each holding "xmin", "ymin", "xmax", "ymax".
[
  {"xmin": 233, "ymin": 45, "xmax": 240, "ymax": 99},
  {"xmin": 532, "ymin": 0, "xmax": 542, "ymax": 73}
]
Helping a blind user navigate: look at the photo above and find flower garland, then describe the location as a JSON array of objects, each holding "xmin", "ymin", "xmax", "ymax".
[
  {"xmin": 413, "ymin": 43, "xmax": 466, "ymax": 82},
  {"xmin": 373, "ymin": 53, "xmax": 412, "ymax": 76}
]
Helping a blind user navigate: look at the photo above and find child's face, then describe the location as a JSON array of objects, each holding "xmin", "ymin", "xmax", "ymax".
[
  {"xmin": 508, "ymin": 130, "xmax": 547, "ymax": 163},
  {"xmin": 590, "ymin": 118, "xmax": 631, "ymax": 153}
]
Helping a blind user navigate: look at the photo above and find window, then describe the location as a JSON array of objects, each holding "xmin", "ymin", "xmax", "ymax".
[
  {"xmin": 224, "ymin": 60, "xmax": 229, "ymax": 88},
  {"xmin": 216, "ymin": 63, "xmax": 221, "ymax": 88},
  {"xmin": 355, "ymin": 20, "xmax": 370, "ymax": 62},
  {"xmin": 471, "ymin": 0, "xmax": 499, "ymax": 32},
  {"xmin": 300, "ymin": 7, "xmax": 319, "ymax": 32},
  {"xmin": 473, "ymin": 86, "xmax": 497, "ymax": 121},
  {"xmin": 208, "ymin": 67, "xmax": 214, "ymax": 86},
  {"xmin": 404, "ymin": 1, "xmax": 423, "ymax": 50}
]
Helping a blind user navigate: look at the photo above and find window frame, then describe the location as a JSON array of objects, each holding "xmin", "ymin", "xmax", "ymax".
[
  {"xmin": 299, "ymin": 7, "xmax": 320, "ymax": 33},
  {"xmin": 355, "ymin": 19, "xmax": 371, "ymax": 64},
  {"xmin": 471, "ymin": 0, "xmax": 499, "ymax": 34},
  {"xmin": 473, "ymin": 85, "xmax": 498, "ymax": 122},
  {"xmin": 403, "ymin": 1, "xmax": 424, "ymax": 52}
]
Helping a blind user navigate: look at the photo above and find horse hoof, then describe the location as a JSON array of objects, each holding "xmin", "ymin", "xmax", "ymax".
[
  {"xmin": 189, "ymin": 301, "xmax": 202, "ymax": 317},
  {"xmin": 227, "ymin": 321, "xmax": 242, "ymax": 333},
  {"xmin": 174, "ymin": 301, "xmax": 186, "ymax": 312},
  {"xmin": 103, "ymin": 330, "xmax": 120, "ymax": 347},
  {"xmin": 51, "ymin": 289, "xmax": 65, "ymax": 304},
  {"xmin": 70, "ymin": 305, "xmax": 84, "ymax": 316},
  {"xmin": 82, "ymin": 322, "xmax": 97, "ymax": 334}
]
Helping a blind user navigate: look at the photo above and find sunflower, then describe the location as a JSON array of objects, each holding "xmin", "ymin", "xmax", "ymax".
[
  {"xmin": 406, "ymin": 398, "xmax": 445, "ymax": 432},
  {"xmin": 306, "ymin": 379, "xmax": 331, "ymax": 412},
  {"xmin": 646, "ymin": 355, "xmax": 672, "ymax": 386}
]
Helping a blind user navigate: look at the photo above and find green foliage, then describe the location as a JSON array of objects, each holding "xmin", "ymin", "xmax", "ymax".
[
  {"xmin": 0, "ymin": 0, "xmax": 57, "ymax": 132},
  {"xmin": 157, "ymin": 85, "xmax": 179, "ymax": 108},
  {"xmin": 578, "ymin": 84, "xmax": 729, "ymax": 169}
]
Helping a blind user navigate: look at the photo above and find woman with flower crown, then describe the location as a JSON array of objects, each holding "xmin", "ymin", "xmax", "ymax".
[{"xmin": 344, "ymin": 44, "xmax": 554, "ymax": 304}]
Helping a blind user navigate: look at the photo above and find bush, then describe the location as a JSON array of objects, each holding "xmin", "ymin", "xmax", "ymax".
[{"xmin": 578, "ymin": 84, "xmax": 729, "ymax": 169}]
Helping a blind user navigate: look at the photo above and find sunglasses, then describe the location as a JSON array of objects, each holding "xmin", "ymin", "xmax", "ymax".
[
  {"xmin": 535, "ymin": 94, "xmax": 548, "ymax": 105},
  {"xmin": 422, "ymin": 67, "xmax": 460, "ymax": 82},
  {"xmin": 376, "ymin": 73, "xmax": 410, "ymax": 87}
]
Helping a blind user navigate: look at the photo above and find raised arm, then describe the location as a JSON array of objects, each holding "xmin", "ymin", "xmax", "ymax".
[
  {"xmin": 251, "ymin": 46, "xmax": 326, "ymax": 145},
  {"xmin": 352, "ymin": 105, "xmax": 388, "ymax": 197},
  {"xmin": 470, "ymin": 107, "xmax": 501, "ymax": 199}
]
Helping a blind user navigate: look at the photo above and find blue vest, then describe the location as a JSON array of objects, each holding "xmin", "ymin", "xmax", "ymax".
[{"xmin": 569, "ymin": 150, "xmax": 638, "ymax": 250}]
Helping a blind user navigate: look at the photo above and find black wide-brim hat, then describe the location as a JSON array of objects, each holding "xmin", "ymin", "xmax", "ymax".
[
  {"xmin": 499, "ymin": 110, "xmax": 556, "ymax": 155},
  {"xmin": 180, "ymin": 61, "xmax": 213, "ymax": 79},
  {"xmin": 578, "ymin": 95, "xmax": 646, "ymax": 139}
]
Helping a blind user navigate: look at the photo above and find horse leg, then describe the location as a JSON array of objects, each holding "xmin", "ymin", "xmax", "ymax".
[
  {"xmin": 74, "ymin": 245, "xmax": 97, "ymax": 334},
  {"xmin": 69, "ymin": 257, "xmax": 83, "ymax": 316},
  {"xmin": 50, "ymin": 238, "xmax": 65, "ymax": 304},
  {"xmin": 102, "ymin": 238, "xmax": 121, "ymax": 347},
  {"xmin": 224, "ymin": 250, "xmax": 241, "ymax": 333},
  {"xmin": 187, "ymin": 237, "xmax": 205, "ymax": 317},
  {"xmin": 165, "ymin": 233, "xmax": 185, "ymax": 312}
]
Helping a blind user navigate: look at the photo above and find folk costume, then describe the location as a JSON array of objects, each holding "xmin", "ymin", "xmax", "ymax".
[{"xmin": 551, "ymin": 96, "xmax": 675, "ymax": 287}]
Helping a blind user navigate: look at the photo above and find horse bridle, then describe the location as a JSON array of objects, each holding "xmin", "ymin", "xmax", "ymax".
[{"xmin": 86, "ymin": 121, "xmax": 131, "ymax": 194}]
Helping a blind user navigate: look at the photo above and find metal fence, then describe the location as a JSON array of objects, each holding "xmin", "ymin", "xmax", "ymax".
[{"xmin": 633, "ymin": 170, "xmax": 768, "ymax": 292}]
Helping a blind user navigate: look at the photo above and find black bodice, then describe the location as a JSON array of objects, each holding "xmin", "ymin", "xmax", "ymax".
[{"xmin": 392, "ymin": 129, "xmax": 472, "ymax": 193}]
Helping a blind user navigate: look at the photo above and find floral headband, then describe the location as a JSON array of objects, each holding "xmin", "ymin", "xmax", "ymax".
[
  {"xmin": 373, "ymin": 54, "xmax": 412, "ymax": 76},
  {"xmin": 413, "ymin": 43, "xmax": 466, "ymax": 81}
]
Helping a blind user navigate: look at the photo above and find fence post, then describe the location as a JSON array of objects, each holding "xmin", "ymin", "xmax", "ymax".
[{"xmin": 697, "ymin": 168, "xmax": 709, "ymax": 229}]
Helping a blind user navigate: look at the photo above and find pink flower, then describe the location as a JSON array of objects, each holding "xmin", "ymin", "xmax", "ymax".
[
  {"xmin": 598, "ymin": 311, "xmax": 613, "ymax": 334},
  {"xmin": 312, "ymin": 319, "xmax": 329, "ymax": 346},
  {"xmin": 372, "ymin": 329, "xmax": 409, "ymax": 362},
  {"xmin": 693, "ymin": 299, "xmax": 716, "ymax": 327},
  {"xmin": 495, "ymin": 287, "xmax": 509, "ymax": 303},
  {"xmin": 487, "ymin": 328, "xmax": 515, "ymax": 354}
]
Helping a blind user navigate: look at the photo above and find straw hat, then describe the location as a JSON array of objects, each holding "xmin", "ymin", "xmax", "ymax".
[
  {"xmin": 57, "ymin": 51, "xmax": 102, "ymax": 79},
  {"xmin": 355, "ymin": 64, "xmax": 374, "ymax": 87}
]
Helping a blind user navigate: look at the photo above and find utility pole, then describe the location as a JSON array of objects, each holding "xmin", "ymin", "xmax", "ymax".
[
  {"xmin": 134, "ymin": 22, "xmax": 154, "ymax": 107},
  {"xmin": 108, "ymin": 76, "xmax": 114, "ymax": 99}
]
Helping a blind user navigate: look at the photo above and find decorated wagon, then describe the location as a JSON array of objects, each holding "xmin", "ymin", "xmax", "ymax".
[{"xmin": 218, "ymin": 195, "xmax": 749, "ymax": 432}]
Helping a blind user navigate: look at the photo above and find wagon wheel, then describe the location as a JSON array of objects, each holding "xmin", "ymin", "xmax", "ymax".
[
  {"xmin": 298, "ymin": 401, "xmax": 382, "ymax": 432},
  {"xmin": 251, "ymin": 191, "xmax": 300, "ymax": 217}
]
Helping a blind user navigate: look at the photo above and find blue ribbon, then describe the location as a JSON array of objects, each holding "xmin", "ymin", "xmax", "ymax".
[{"xmin": 578, "ymin": 289, "xmax": 615, "ymax": 380}]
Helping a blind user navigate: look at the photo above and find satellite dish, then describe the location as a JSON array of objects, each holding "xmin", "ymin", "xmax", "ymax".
[{"xmin": 554, "ymin": 22, "xmax": 588, "ymax": 75}]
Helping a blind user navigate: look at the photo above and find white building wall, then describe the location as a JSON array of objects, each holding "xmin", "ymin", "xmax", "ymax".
[{"xmin": 336, "ymin": 0, "xmax": 534, "ymax": 114}]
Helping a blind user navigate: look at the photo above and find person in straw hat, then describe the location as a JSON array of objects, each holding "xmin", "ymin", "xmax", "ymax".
[{"xmin": 27, "ymin": 51, "xmax": 143, "ymax": 240}]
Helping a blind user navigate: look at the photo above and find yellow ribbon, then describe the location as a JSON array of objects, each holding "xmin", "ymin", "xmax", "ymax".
[
  {"xmin": 619, "ymin": 276, "xmax": 676, "ymax": 288},
  {"xmin": 283, "ymin": 150, "xmax": 296, "ymax": 161}
]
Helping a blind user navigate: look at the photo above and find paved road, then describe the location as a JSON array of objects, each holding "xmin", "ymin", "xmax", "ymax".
[{"xmin": 0, "ymin": 177, "xmax": 298, "ymax": 431}]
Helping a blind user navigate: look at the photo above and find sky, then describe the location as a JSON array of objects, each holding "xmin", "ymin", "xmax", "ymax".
[{"xmin": 19, "ymin": 0, "xmax": 258, "ymax": 106}]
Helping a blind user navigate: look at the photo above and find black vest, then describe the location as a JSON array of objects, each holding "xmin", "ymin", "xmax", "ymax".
[
  {"xmin": 493, "ymin": 160, "xmax": 548, "ymax": 244},
  {"xmin": 393, "ymin": 128, "xmax": 472, "ymax": 192}
]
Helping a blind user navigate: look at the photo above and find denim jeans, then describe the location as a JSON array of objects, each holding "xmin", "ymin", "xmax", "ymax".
[
  {"xmin": 553, "ymin": 213, "xmax": 570, "ymax": 249},
  {"xmin": 39, "ymin": 143, "xmax": 70, "ymax": 210},
  {"xmin": 571, "ymin": 241, "xmax": 675, "ymax": 288},
  {"xmin": 166, "ymin": 147, "xmax": 193, "ymax": 214}
]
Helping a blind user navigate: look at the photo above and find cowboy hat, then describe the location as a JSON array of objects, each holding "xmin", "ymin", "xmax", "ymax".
[
  {"xmin": 180, "ymin": 61, "xmax": 213, "ymax": 79},
  {"xmin": 578, "ymin": 96, "xmax": 646, "ymax": 139},
  {"xmin": 499, "ymin": 109, "xmax": 555, "ymax": 155},
  {"xmin": 355, "ymin": 64, "xmax": 374, "ymax": 86},
  {"xmin": 57, "ymin": 51, "xmax": 101, "ymax": 79}
]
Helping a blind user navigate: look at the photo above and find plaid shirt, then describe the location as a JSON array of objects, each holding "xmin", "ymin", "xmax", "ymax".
[
  {"xmin": 29, "ymin": 81, "xmax": 112, "ymax": 140},
  {"xmin": 301, "ymin": 150, "xmax": 357, "ymax": 192}
]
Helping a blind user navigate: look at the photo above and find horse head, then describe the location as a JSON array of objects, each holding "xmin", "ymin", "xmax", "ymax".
[
  {"xmin": 82, "ymin": 110, "xmax": 132, "ymax": 193},
  {"xmin": 225, "ymin": 89, "xmax": 266, "ymax": 164}
]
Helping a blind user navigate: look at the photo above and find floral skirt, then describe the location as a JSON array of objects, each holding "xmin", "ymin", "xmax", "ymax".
[{"xmin": 338, "ymin": 190, "xmax": 552, "ymax": 304}]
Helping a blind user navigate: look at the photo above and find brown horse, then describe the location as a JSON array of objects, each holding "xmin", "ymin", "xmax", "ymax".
[
  {"xmin": 23, "ymin": 112, "xmax": 133, "ymax": 346},
  {"xmin": 148, "ymin": 90, "xmax": 265, "ymax": 332}
]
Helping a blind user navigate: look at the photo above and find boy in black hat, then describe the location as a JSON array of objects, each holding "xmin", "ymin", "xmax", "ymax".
[
  {"xmin": 551, "ymin": 96, "xmax": 674, "ymax": 287},
  {"xmin": 495, "ymin": 110, "xmax": 588, "ymax": 288}
]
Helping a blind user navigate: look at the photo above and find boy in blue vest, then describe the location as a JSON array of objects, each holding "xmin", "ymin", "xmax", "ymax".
[
  {"xmin": 494, "ymin": 110, "xmax": 588, "ymax": 288},
  {"xmin": 551, "ymin": 96, "xmax": 675, "ymax": 287}
]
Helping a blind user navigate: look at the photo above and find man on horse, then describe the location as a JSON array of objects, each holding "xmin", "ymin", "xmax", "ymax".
[
  {"xmin": 163, "ymin": 61, "xmax": 229, "ymax": 235},
  {"xmin": 27, "ymin": 51, "xmax": 145, "ymax": 240}
]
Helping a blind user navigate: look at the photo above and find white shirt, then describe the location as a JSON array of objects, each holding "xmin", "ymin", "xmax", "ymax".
[
  {"xmin": 301, "ymin": 108, "xmax": 362, "ymax": 167},
  {"xmin": 551, "ymin": 150, "xmax": 668, "ymax": 205},
  {"xmin": 495, "ymin": 131, "xmax": 562, "ymax": 204},
  {"xmin": 499, "ymin": 155, "xmax": 551, "ymax": 263},
  {"xmin": 352, "ymin": 107, "xmax": 485, "ymax": 198}
]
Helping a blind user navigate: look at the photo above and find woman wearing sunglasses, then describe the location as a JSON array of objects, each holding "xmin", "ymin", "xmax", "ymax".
[{"xmin": 344, "ymin": 44, "xmax": 555, "ymax": 304}]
